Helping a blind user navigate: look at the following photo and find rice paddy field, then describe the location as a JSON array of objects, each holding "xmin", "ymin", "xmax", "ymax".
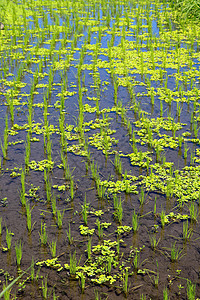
[{"xmin": 1, "ymin": 0, "xmax": 200, "ymax": 299}]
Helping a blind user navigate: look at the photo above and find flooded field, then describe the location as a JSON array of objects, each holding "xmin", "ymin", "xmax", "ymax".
[{"xmin": 0, "ymin": 0, "xmax": 200, "ymax": 299}]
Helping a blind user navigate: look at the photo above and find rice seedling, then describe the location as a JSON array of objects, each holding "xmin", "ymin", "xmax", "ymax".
[
  {"xmin": 114, "ymin": 153, "xmax": 122, "ymax": 174},
  {"xmin": 15, "ymin": 240, "xmax": 23, "ymax": 266},
  {"xmin": 70, "ymin": 251, "xmax": 77, "ymax": 275},
  {"xmin": 133, "ymin": 252, "xmax": 139, "ymax": 270},
  {"xmin": 25, "ymin": 133, "xmax": 31, "ymax": 170},
  {"xmin": 154, "ymin": 261, "xmax": 159, "ymax": 288},
  {"xmin": 183, "ymin": 220, "xmax": 193, "ymax": 242},
  {"xmin": 91, "ymin": 161, "xmax": 98, "ymax": 181},
  {"xmin": 139, "ymin": 187, "xmax": 145, "ymax": 205},
  {"xmin": 81, "ymin": 194, "xmax": 89, "ymax": 225},
  {"xmin": 53, "ymin": 290, "xmax": 57, "ymax": 300},
  {"xmin": 66, "ymin": 223, "xmax": 74, "ymax": 245},
  {"xmin": 87, "ymin": 237, "xmax": 92, "ymax": 260},
  {"xmin": 96, "ymin": 218, "xmax": 103, "ymax": 239},
  {"xmin": 160, "ymin": 209, "xmax": 166, "ymax": 229},
  {"xmin": 123, "ymin": 267, "xmax": 129, "ymax": 297},
  {"xmin": 163, "ymin": 287, "xmax": 170, "ymax": 300},
  {"xmin": 184, "ymin": 143, "xmax": 189, "ymax": 160},
  {"xmin": 6, "ymin": 228, "xmax": 13, "ymax": 251},
  {"xmin": 94, "ymin": 290, "xmax": 101, "ymax": 300},
  {"xmin": 114, "ymin": 197, "xmax": 123, "ymax": 224},
  {"xmin": 97, "ymin": 182, "xmax": 106, "ymax": 199},
  {"xmin": 49, "ymin": 240, "xmax": 57, "ymax": 258},
  {"xmin": 26, "ymin": 202, "xmax": 33, "ymax": 232},
  {"xmin": 56, "ymin": 209, "xmax": 64, "ymax": 229},
  {"xmin": 41, "ymin": 276, "xmax": 48, "ymax": 299},
  {"xmin": 39, "ymin": 222, "xmax": 48, "ymax": 246},
  {"xmin": 46, "ymin": 138, "xmax": 52, "ymax": 162},
  {"xmin": 189, "ymin": 201, "xmax": 198, "ymax": 222},
  {"xmin": 170, "ymin": 242, "xmax": 183, "ymax": 262},
  {"xmin": 2, "ymin": 281, "xmax": 11, "ymax": 300},
  {"xmin": 79, "ymin": 273, "xmax": 86, "ymax": 294},
  {"xmin": 20, "ymin": 169, "xmax": 26, "ymax": 206},
  {"xmin": 70, "ymin": 177, "xmax": 74, "ymax": 200},
  {"xmin": 132, "ymin": 209, "xmax": 139, "ymax": 233},
  {"xmin": 149, "ymin": 234, "xmax": 160, "ymax": 250},
  {"xmin": 187, "ymin": 280, "xmax": 196, "ymax": 300}
]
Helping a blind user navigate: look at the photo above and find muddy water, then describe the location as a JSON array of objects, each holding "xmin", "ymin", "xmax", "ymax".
[{"xmin": 0, "ymin": 0, "xmax": 200, "ymax": 299}]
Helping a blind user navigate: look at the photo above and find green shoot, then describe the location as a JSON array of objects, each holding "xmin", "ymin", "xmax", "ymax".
[
  {"xmin": 70, "ymin": 251, "xmax": 77, "ymax": 275},
  {"xmin": 6, "ymin": 228, "xmax": 13, "ymax": 251},
  {"xmin": 132, "ymin": 209, "xmax": 139, "ymax": 233},
  {"xmin": 15, "ymin": 240, "xmax": 23, "ymax": 266},
  {"xmin": 49, "ymin": 240, "xmax": 57, "ymax": 258},
  {"xmin": 66, "ymin": 223, "xmax": 73, "ymax": 245}
]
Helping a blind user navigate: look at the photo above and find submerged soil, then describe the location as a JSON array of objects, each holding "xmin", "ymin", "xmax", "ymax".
[{"xmin": 0, "ymin": 0, "xmax": 200, "ymax": 299}]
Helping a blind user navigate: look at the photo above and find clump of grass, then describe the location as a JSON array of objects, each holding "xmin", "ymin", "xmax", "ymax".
[
  {"xmin": 114, "ymin": 153, "xmax": 122, "ymax": 174},
  {"xmin": 66, "ymin": 223, "xmax": 73, "ymax": 245},
  {"xmin": 149, "ymin": 234, "xmax": 160, "ymax": 250},
  {"xmin": 41, "ymin": 276, "xmax": 48, "ymax": 299},
  {"xmin": 6, "ymin": 228, "xmax": 13, "ymax": 251},
  {"xmin": 170, "ymin": 242, "xmax": 183, "ymax": 262},
  {"xmin": 49, "ymin": 240, "xmax": 57, "ymax": 258},
  {"xmin": 163, "ymin": 287, "xmax": 170, "ymax": 300},
  {"xmin": 39, "ymin": 222, "xmax": 48, "ymax": 246},
  {"xmin": 154, "ymin": 260, "xmax": 159, "ymax": 288},
  {"xmin": 114, "ymin": 197, "xmax": 123, "ymax": 224},
  {"xmin": 139, "ymin": 187, "xmax": 145, "ymax": 205},
  {"xmin": 189, "ymin": 201, "xmax": 198, "ymax": 222},
  {"xmin": 160, "ymin": 209, "xmax": 166, "ymax": 229},
  {"xmin": 26, "ymin": 202, "xmax": 33, "ymax": 232},
  {"xmin": 187, "ymin": 280, "xmax": 196, "ymax": 300},
  {"xmin": 79, "ymin": 273, "xmax": 85, "ymax": 294},
  {"xmin": 20, "ymin": 169, "xmax": 26, "ymax": 206},
  {"xmin": 96, "ymin": 218, "xmax": 103, "ymax": 239},
  {"xmin": 183, "ymin": 220, "xmax": 193, "ymax": 242},
  {"xmin": 25, "ymin": 132, "xmax": 31, "ymax": 171},
  {"xmin": 70, "ymin": 177, "xmax": 74, "ymax": 200},
  {"xmin": 87, "ymin": 237, "xmax": 92, "ymax": 260},
  {"xmin": 123, "ymin": 267, "xmax": 129, "ymax": 297},
  {"xmin": 133, "ymin": 252, "xmax": 140, "ymax": 270},
  {"xmin": 132, "ymin": 209, "xmax": 139, "ymax": 233},
  {"xmin": 70, "ymin": 251, "xmax": 77, "ymax": 275},
  {"xmin": 56, "ymin": 209, "xmax": 64, "ymax": 229},
  {"xmin": 2, "ymin": 282, "xmax": 11, "ymax": 300},
  {"xmin": 15, "ymin": 240, "xmax": 23, "ymax": 266},
  {"xmin": 81, "ymin": 194, "xmax": 89, "ymax": 225}
]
